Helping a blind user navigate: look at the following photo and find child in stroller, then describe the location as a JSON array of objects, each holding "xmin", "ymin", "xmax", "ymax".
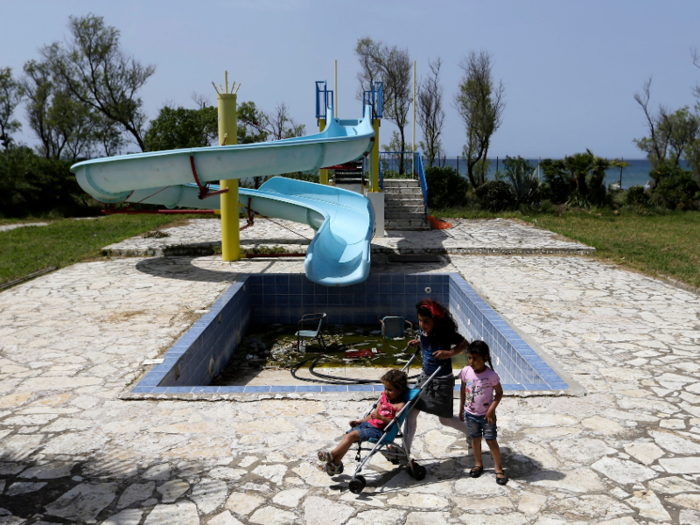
[
  {"xmin": 317, "ymin": 347, "xmax": 444, "ymax": 494},
  {"xmin": 318, "ymin": 369, "xmax": 407, "ymax": 475}
]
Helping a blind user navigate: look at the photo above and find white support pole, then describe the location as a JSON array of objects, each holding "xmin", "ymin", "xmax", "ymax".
[{"xmin": 334, "ymin": 59, "xmax": 338, "ymax": 118}]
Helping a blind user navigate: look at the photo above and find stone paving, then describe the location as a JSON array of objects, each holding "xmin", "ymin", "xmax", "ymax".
[
  {"xmin": 103, "ymin": 218, "xmax": 594, "ymax": 257},
  {"xmin": 0, "ymin": 222, "xmax": 699, "ymax": 524},
  {"xmin": 0, "ymin": 223, "xmax": 49, "ymax": 233}
]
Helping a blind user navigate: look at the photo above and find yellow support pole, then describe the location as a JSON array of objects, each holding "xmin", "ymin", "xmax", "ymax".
[
  {"xmin": 371, "ymin": 119, "xmax": 380, "ymax": 192},
  {"xmin": 318, "ymin": 118, "xmax": 328, "ymax": 185},
  {"xmin": 216, "ymin": 73, "xmax": 240, "ymax": 261}
]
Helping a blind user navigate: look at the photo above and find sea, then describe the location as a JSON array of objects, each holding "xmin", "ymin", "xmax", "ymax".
[{"xmin": 436, "ymin": 158, "xmax": 688, "ymax": 190}]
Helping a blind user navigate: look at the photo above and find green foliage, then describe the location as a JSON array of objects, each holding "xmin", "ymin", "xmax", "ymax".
[
  {"xmin": 0, "ymin": 147, "xmax": 90, "ymax": 217},
  {"xmin": 625, "ymin": 186, "xmax": 651, "ymax": 207},
  {"xmin": 237, "ymin": 101, "xmax": 269, "ymax": 144},
  {"xmin": 540, "ymin": 151, "xmax": 612, "ymax": 207},
  {"xmin": 0, "ymin": 67, "xmax": 24, "ymax": 149},
  {"xmin": 41, "ymin": 13, "xmax": 155, "ymax": 151},
  {"xmin": 454, "ymin": 51, "xmax": 504, "ymax": 188},
  {"xmin": 498, "ymin": 156, "xmax": 539, "ymax": 205},
  {"xmin": 475, "ymin": 180, "xmax": 516, "ymax": 212},
  {"xmin": 651, "ymin": 167, "xmax": 700, "ymax": 210},
  {"xmin": 144, "ymin": 106, "xmax": 218, "ymax": 151},
  {"xmin": 424, "ymin": 166, "xmax": 469, "ymax": 209}
]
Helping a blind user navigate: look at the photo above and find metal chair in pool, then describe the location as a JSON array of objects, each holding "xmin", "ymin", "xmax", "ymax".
[
  {"xmin": 380, "ymin": 316, "xmax": 413, "ymax": 339},
  {"xmin": 296, "ymin": 313, "xmax": 327, "ymax": 350}
]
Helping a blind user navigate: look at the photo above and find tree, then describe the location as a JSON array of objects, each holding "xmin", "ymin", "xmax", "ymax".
[
  {"xmin": 144, "ymin": 105, "xmax": 217, "ymax": 151},
  {"xmin": 41, "ymin": 14, "xmax": 155, "ymax": 151},
  {"xmin": 267, "ymin": 101, "xmax": 305, "ymax": 140},
  {"xmin": 22, "ymin": 58, "xmax": 106, "ymax": 161},
  {"xmin": 236, "ymin": 101, "xmax": 269, "ymax": 145},
  {"xmin": 634, "ymin": 78, "xmax": 700, "ymax": 178},
  {"xmin": 355, "ymin": 38, "xmax": 412, "ymax": 174},
  {"xmin": 454, "ymin": 51, "xmax": 505, "ymax": 188},
  {"xmin": 540, "ymin": 150, "xmax": 619, "ymax": 207},
  {"xmin": 417, "ymin": 58, "xmax": 445, "ymax": 167},
  {"xmin": 0, "ymin": 67, "xmax": 24, "ymax": 149}
]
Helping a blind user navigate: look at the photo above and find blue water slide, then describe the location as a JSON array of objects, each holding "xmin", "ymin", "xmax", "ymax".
[{"xmin": 70, "ymin": 105, "xmax": 377, "ymax": 286}]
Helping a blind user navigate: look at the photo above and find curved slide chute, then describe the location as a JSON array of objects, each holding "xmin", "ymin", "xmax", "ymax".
[{"xmin": 70, "ymin": 105, "xmax": 376, "ymax": 286}]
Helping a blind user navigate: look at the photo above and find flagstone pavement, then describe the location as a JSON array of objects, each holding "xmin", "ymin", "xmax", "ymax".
[{"xmin": 0, "ymin": 218, "xmax": 699, "ymax": 524}]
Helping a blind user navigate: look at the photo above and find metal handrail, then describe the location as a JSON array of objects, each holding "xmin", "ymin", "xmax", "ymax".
[{"xmin": 415, "ymin": 151, "xmax": 428, "ymax": 217}]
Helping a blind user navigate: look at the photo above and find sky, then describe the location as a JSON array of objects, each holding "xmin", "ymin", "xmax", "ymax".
[{"xmin": 2, "ymin": 0, "xmax": 700, "ymax": 159}]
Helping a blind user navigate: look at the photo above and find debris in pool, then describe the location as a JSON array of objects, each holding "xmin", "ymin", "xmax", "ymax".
[
  {"xmin": 345, "ymin": 349, "xmax": 373, "ymax": 359},
  {"xmin": 371, "ymin": 348, "xmax": 378, "ymax": 354},
  {"xmin": 370, "ymin": 330, "xmax": 381, "ymax": 335}
]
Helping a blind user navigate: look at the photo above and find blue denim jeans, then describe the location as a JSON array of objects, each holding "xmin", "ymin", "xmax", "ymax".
[
  {"xmin": 465, "ymin": 412, "xmax": 497, "ymax": 441},
  {"xmin": 348, "ymin": 421, "xmax": 384, "ymax": 442}
]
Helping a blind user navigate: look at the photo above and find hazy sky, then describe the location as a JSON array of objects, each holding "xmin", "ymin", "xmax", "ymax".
[{"xmin": 2, "ymin": 0, "xmax": 700, "ymax": 159}]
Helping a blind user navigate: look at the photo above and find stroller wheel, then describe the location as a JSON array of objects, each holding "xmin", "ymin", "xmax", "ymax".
[
  {"xmin": 413, "ymin": 464, "xmax": 427, "ymax": 481},
  {"xmin": 349, "ymin": 475, "xmax": 366, "ymax": 494}
]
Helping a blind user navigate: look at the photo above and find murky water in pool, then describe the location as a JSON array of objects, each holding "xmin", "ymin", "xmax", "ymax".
[{"xmin": 213, "ymin": 325, "xmax": 424, "ymax": 384}]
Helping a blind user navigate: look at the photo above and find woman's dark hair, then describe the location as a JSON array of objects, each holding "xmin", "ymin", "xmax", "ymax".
[
  {"xmin": 415, "ymin": 299, "xmax": 458, "ymax": 338},
  {"xmin": 468, "ymin": 340, "xmax": 495, "ymax": 371},
  {"xmin": 381, "ymin": 369, "xmax": 408, "ymax": 392}
]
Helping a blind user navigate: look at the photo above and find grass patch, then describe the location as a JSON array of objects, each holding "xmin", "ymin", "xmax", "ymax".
[
  {"xmin": 0, "ymin": 215, "xmax": 200, "ymax": 287},
  {"xmin": 432, "ymin": 207, "xmax": 700, "ymax": 289}
]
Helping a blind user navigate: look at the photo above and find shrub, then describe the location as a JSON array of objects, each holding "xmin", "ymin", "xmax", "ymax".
[
  {"xmin": 475, "ymin": 180, "xmax": 516, "ymax": 212},
  {"xmin": 651, "ymin": 169, "xmax": 700, "ymax": 210},
  {"xmin": 424, "ymin": 166, "xmax": 470, "ymax": 209},
  {"xmin": 625, "ymin": 186, "xmax": 650, "ymax": 207},
  {"xmin": 499, "ymin": 156, "xmax": 540, "ymax": 205},
  {"xmin": 0, "ymin": 147, "xmax": 91, "ymax": 217}
]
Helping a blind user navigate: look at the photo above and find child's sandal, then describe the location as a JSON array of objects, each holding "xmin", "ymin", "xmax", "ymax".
[
  {"xmin": 469, "ymin": 465, "xmax": 483, "ymax": 478},
  {"xmin": 495, "ymin": 470, "xmax": 508, "ymax": 485},
  {"xmin": 317, "ymin": 450, "xmax": 333, "ymax": 463},
  {"xmin": 323, "ymin": 461, "xmax": 342, "ymax": 475}
]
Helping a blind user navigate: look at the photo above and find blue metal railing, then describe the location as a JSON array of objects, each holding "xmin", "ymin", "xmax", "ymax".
[
  {"xmin": 415, "ymin": 151, "xmax": 428, "ymax": 217},
  {"xmin": 315, "ymin": 81, "xmax": 334, "ymax": 120},
  {"xmin": 362, "ymin": 81, "xmax": 383, "ymax": 119}
]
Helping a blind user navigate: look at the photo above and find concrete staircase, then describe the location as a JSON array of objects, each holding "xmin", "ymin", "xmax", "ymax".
[{"xmin": 383, "ymin": 179, "xmax": 430, "ymax": 230}]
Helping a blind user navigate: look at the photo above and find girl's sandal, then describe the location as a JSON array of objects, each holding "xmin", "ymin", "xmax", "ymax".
[
  {"xmin": 322, "ymin": 461, "xmax": 342, "ymax": 475},
  {"xmin": 317, "ymin": 450, "xmax": 333, "ymax": 463},
  {"xmin": 495, "ymin": 470, "xmax": 509, "ymax": 485},
  {"xmin": 469, "ymin": 465, "xmax": 483, "ymax": 478}
]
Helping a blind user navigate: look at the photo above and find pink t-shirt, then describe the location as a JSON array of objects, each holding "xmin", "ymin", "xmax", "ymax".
[
  {"xmin": 368, "ymin": 392, "xmax": 399, "ymax": 429},
  {"xmin": 458, "ymin": 366, "xmax": 500, "ymax": 416}
]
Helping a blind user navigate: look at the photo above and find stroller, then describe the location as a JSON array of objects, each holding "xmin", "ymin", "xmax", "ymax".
[{"xmin": 329, "ymin": 346, "xmax": 445, "ymax": 494}]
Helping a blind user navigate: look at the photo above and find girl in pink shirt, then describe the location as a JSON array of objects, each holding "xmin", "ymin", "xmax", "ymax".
[
  {"xmin": 318, "ymin": 369, "xmax": 407, "ymax": 474},
  {"xmin": 458, "ymin": 340, "xmax": 507, "ymax": 485}
]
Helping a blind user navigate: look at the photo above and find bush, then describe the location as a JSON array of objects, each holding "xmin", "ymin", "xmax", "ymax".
[
  {"xmin": 475, "ymin": 180, "xmax": 516, "ymax": 212},
  {"xmin": 652, "ymin": 169, "xmax": 700, "ymax": 210},
  {"xmin": 625, "ymin": 186, "xmax": 650, "ymax": 207},
  {"xmin": 424, "ymin": 166, "xmax": 470, "ymax": 209},
  {"xmin": 0, "ymin": 147, "xmax": 93, "ymax": 218}
]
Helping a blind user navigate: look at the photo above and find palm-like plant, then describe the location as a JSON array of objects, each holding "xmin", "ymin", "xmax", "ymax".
[{"xmin": 498, "ymin": 156, "xmax": 539, "ymax": 205}]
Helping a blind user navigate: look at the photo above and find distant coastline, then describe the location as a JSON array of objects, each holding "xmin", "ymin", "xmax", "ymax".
[{"xmin": 436, "ymin": 158, "xmax": 690, "ymax": 190}]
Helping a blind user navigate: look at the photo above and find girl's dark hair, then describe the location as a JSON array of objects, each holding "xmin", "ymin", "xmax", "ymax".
[
  {"xmin": 415, "ymin": 299, "xmax": 458, "ymax": 337},
  {"xmin": 381, "ymin": 369, "xmax": 408, "ymax": 392},
  {"xmin": 468, "ymin": 340, "xmax": 495, "ymax": 371}
]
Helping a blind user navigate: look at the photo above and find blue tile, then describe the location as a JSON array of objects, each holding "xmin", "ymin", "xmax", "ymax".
[
  {"xmin": 243, "ymin": 386, "xmax": 271, "ymax": 393},
  {"xmin": 164, "ymin": 387, "xmax": 194, "ymax": 393},
  {"xmin": 348, "ymin": 384, "xmax": 375, "ymax": 392},
  {"xmin": 192, "ymin": 386, "xmax": 218, "ymax": 393},
  {"xmin": 270, "ymin": 386, "xmax": 297, "ymax": 393},
  {"xmin": 296, "ymin": 385, "xmax": 323, "ymax": 392},
  {"xmin": 130, "ymin": 386, "xmax": 154, "ymax": 393},
  {"xmin": 218, "ymin": 386, "xmax": 245, "ymax": 393},
  {"xmin": 322, "ymin": 385, "xmax": 349, "ymax": 392}
]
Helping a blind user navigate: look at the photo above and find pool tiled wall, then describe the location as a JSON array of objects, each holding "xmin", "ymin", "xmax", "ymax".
[{"xmin": 131, "ymin": 273, "xmax": 568, "ymax": 394}]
